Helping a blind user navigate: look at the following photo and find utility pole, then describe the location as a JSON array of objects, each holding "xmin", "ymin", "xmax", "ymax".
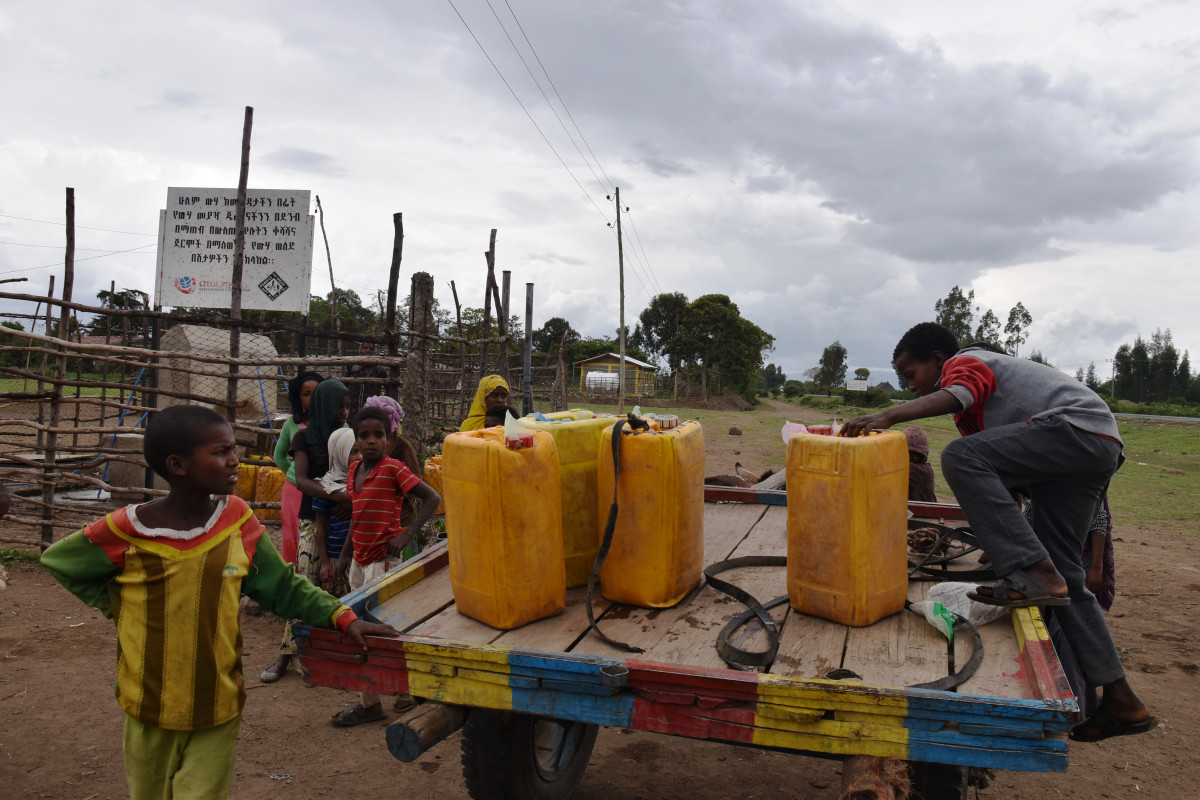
[{"xmin": 608, "ymin": 188, "xmax": 628, "ymax": 413}]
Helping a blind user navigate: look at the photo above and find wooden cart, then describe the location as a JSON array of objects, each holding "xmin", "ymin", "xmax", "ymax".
[{"xmin": 298, "ymin": 489, "xmax": 1075, "ymax": 800}]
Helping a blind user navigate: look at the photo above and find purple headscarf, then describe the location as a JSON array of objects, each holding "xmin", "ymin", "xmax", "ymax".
[{"xmin": 364, "ymin": 395, "xmax": 404, "ymax": 433}]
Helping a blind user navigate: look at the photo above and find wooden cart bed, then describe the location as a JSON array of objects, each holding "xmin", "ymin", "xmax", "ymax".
[{"xmin": 298, "ymin": 491, "xmax": 1075, "ymax": 772}]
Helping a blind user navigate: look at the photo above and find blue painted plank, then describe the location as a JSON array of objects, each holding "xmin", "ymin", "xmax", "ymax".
[{"xmin": 509, "ymin": 687, "xmax": 636, "ymax": 728}]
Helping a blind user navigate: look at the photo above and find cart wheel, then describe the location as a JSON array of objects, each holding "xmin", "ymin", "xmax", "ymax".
[
  {"xmin": 461, "ymin": 709, "xmax": 599, "ymax": 800},
  {"xmin": 907, "ymin": 761, "xmax": 967, "ymax": 800}
]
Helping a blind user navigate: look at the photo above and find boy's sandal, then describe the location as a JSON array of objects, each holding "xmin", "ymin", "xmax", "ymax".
[
  {"xmin": 393, "ymin": 694, "xmax": 419, "ymax": 713},
  {"xmin": 331, "ymin": 701, "xmax": 387, "ymax": 727},
  {"xmin": 258, "ymin": 660, "xmax": 288, "ymax": 684},
  {"xmin": 966, "ymin": 568, "xmax": 1070, "ymax": 608},
  {"xmin": 1069, "ymin": 710, "xmax": 1158, "ymax": 742}
]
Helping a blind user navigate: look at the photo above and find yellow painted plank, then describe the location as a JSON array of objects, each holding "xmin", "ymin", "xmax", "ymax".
[
  {"xmin": 371, "ymin": 568, "xmax": 455, "ymax": 631},
  {"xmin": 408, "ymin": 673, "xmax": 514, "ymax": 710}
]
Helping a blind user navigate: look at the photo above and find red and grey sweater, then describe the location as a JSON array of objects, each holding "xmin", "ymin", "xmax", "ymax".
[{"xmin": 938, "ymin": 347, "xmax": 1122, "ymax": 442}]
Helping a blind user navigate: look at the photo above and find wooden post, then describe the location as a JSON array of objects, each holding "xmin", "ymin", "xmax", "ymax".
[
  {"xmin": 98, "ymin": 279, "xmax": 113, "ymax": 447},
  {"xmin": 384, "ymin": 702, "xmax": 466, "ymax": 763},
  {"xmin": 145, "ymin": 298, "xmax": 161, "ymax": 496},
  {"xmin": 613, "ymin": 187, "xmax": 627, "ymax": 413},
  {"xmin": 316, "ymin": 195, "xmax": 342, "ymax": 356},
  {"xmin": 522, "ymin": 283, "xmax": 533, "ymax": 416},
  {"xmin": 405, "ymin": 272, "xmax": 434, "ymax": 456},
  {"xmin": 71, "ymin": 314, "xmax": 82, "ymax": 449},
  {"xmin": 451, "ymin": 279, "xmax": 468, "ymax": 416},
  {"xmin": 386, "ymin": 213, "xmax": 403, "ymax": 399},
  {"xmin": 226, "ymin": 105, "xmax": 253, "ymax": 424},
  {"xmin": 42, "ymin": 188, "xmax": 75, "ymax": 545},
  {"xmin": 838, "ymin": 755, "xmax": 911, "ymax": 800},
  {"xmin": 501, "ymin": 270, "xmax": 511, "ymax": 378},
  {"xmin": 479, "ymin": 229, "xmax": 496, "ymax": 379},
  {"xmin": 36, "ymin": 275, "xmax": 54, "ymax": 450}
]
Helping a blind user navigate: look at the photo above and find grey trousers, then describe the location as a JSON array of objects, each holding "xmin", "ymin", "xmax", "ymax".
[{"xmin": 941, "ymin": 415, "xmax": 1125, "ymax": 686}]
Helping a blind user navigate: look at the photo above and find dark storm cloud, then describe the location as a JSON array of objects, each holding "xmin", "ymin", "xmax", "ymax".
[{"xmin": 508, "ymin": 1, "xmax": 1195, "ymax": 266}]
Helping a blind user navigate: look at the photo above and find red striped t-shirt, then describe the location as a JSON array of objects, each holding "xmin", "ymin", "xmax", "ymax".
[{"xmin": 347, "ymin": 457, "xmax": 421, "ymax": 565}]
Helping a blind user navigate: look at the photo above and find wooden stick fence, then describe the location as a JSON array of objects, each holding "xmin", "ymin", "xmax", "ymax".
[{"xmin": 0, "ymin": 260, "xmax": 568, "ymax": 551}]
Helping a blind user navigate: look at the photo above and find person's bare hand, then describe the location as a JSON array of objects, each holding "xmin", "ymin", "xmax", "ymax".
[
  {"xmin": 345, "ymin": 619, "xmax": 398, "ymax": 650},
  {"xmin": 839, "ymin": 412, "xmax": 891, "ymax": 437}
]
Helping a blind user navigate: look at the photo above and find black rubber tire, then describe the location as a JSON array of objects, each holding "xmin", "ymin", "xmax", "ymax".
[
  {"xmin": 460, "ymin": 710, "xmax": 599, "ymax": 800},
  {"xmin": 908, "ymin": 761, "xmax": 968, "ymax": 800}
]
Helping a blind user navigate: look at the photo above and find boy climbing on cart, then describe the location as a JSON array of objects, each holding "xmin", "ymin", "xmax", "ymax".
[{"xmin": 840, "ymin": 321, "xmax": 1155, "ymax": 743}]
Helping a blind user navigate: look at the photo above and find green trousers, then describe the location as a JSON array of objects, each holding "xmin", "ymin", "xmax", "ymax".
[{"xmin": 123, "ymin": 713, "xmax": 242, "ymax": 800}]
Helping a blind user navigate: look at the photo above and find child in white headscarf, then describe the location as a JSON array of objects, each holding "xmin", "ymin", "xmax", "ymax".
[{"xmin": 314, "ymin": 428, "xmax": 358, "ymax": 594}]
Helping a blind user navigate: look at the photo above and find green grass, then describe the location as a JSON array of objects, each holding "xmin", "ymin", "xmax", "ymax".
[
  {"xmin": 1, "ymin": 549, "xmax": 41, "ymax": 564},
  {"xmin": 0, "ymin": 374, "xmax": 111, "ymax": 396}
]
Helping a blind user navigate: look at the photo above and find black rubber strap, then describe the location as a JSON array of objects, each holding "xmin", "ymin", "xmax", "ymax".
[
  {"xmin": 904, "ymin": 603, "xmax": 985, "ymax": 692},
  {"xmin": 705, "ymin": 556, "xmax": 787, "ymax": 670},
  {"xmin": 584, "ymin": 414, "xmax": 650, "ymax": 654}
]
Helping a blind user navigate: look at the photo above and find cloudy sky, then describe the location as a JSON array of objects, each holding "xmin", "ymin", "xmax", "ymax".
[{"xmin": 2, "ymin": 0, "xmax": 1198, "ymax": 383}]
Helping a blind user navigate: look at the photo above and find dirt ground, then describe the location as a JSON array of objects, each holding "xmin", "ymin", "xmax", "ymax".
[{"xmin": 2, "ymin": 400, "xmax": 1196, "ymax": 799}]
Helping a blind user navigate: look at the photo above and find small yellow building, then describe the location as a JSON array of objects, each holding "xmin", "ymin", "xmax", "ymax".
[{"xmin": 574, "ymin": 353, "xmax": 657, "ymax": 396}]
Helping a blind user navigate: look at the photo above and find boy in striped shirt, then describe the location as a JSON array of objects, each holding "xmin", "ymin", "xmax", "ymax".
[
  {"xmin": 331, "ymin": 406, "xmax": 440, "ymax": 726},
  {"xmin": 41, "ymin": 406, "xmax": 397, "ymax": 799}
]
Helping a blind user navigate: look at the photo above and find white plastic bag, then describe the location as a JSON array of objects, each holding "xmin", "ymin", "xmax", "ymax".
[
  {"xmin": 910, "ymin": 581, "xmax": 1008, "ymax": 641},
  {"xmin": 781, "ymin": 421, "xmax": 808, "ymax": 444}
]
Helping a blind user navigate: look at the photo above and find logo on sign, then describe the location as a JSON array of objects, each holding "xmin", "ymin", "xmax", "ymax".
[
  {"xmin": 175, "ymin": 276, "xmax": 196, "ymax": 294},
  {"xmin": 258, "ymin": 271, "xmax": 289, "ymax": 300}
]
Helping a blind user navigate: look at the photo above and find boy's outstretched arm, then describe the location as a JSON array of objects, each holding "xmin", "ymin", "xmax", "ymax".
[{"xmin": 840, "ymin": 390, "xmax": 961, "ymax": 437}]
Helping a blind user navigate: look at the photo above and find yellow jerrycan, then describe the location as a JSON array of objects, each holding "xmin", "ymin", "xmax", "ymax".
[
  {"xmin": 422, "ymin": 455, "xmax": 447, "ymax": 515},
  {"xmin": 442, "ymin": 428, "xmax": 566, "ymax": 629},
  {"xmin": 253, "ymin": 465, "xmax": 285, "ymax": 521},
  {"xmin": 234, "ymin": 463, "xmax": 259, "ymax": 502},
  {"xmin": 786, "ymin": 430, "xmax": 908, "ymax": 627},
  {"xmin": 519, "ymin": 411, "xmax": 619, "ymax": 588},
  {"xmin": 596, "ymin": 418, "xmax": 705, "ymax": 607}
]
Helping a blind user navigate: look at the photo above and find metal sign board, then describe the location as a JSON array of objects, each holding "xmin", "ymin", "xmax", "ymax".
[
  {"xmin": 154, "ymin": 188, "xmax": 314, "ymax": 312},
  {"xmin": 846, "ymin": 379, "xmax": 869, "ymax": 392}
]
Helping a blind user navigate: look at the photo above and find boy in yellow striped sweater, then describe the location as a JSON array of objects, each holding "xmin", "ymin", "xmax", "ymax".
[{"xmin": 41, "ymin": 405, "xmax": 396, "ymax": 800}]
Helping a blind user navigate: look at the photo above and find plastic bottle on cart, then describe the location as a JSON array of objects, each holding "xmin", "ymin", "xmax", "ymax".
[
  {"xmin": 596, "ymin": 418, "xmax": 705, "ymax": 607},
  {"xmin": 442, "ymin": 428, "xmax": 566, "ymax": 629},
  {"xmin": 785, "ymin": 430, "xmax": 908, "ymax": 627},
  {"xmin": 518, "ymin": 411, "xmax": 619, "ymax": 588}
]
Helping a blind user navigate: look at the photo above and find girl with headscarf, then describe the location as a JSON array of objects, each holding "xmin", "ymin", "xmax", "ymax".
[
  {"xmin": 260, "ymin": 378, "xmax": 351, "ymax": 684},
  {"xmin": 313, "ymin": 427, "xmax": 357, "ymax": 596},
  {"xmin": 272, "ymin": 371, "xmax": 324, "ymax": 566},
  {"xmin": 460, "ymin": 375, "xmax": 510, "ymax": 431},
  {"xmin": 365, "ymin": 395, "xmax": 421, "ymax": 526}
]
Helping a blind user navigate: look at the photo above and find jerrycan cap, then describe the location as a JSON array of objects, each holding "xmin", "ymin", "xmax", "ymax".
[
  {"xmin": 655, "ymin": 414, "xmax": 679, "ymax": 430},
  {"xmin": 503, "ymin": 410, "xmax": 533, "ymax": 449}
]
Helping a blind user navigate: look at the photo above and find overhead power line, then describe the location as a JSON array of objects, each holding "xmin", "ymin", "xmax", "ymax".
[
  {"xmin": 0, "ymin": 243, "xmax": 157, "ymax": 276},
  {"xmin": 500, "ymin": 0, "xmax": 616, "ymax": 192},
  {"xmin": 446, "ymin": 0, "xmax": 612, "ymax": 224},
  {"xmin": 0, "ymin": 213, "xmax": 156, "ymax": 237}
]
